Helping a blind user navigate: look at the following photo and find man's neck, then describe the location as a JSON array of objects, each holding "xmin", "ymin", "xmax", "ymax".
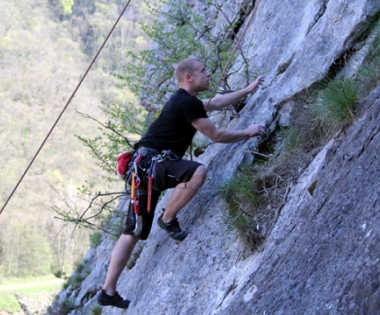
[{"xmin": 179, "ymin": 85, "xmax": 198, "ymax": 97}]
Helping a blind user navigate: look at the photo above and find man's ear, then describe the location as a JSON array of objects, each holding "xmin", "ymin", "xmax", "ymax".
[{"xmin": 185, "ymin": 74, "xmax": 192, "ymax": 82}]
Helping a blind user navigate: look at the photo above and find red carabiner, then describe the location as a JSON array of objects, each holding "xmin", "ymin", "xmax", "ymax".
[{"xmin": 147, "ymin": 176, "xmax": 153, "ymax": 213}]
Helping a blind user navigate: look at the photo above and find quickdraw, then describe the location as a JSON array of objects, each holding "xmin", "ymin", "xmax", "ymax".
[{"xmin": 131, "ymin": 154, "xmax": 143, "ymax": 235}]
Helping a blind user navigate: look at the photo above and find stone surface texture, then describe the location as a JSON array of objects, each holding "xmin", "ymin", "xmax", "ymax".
[{"xmin": 50, "ymin": 0, "xmax": 380, "ymax": 314}]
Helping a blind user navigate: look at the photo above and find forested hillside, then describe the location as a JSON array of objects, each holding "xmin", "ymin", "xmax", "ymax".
[{"xmin": 0, "ymin": 0, "xmax": 152, "ymax": 281}]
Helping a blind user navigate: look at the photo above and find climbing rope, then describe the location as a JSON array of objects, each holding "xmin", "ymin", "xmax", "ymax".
[
  {"xmin": 0, "ymin": 0, "xmax": 133, "ymax": 216},
  {"xmin": 205, "ymin": 0, "xmax": 262, "ymax": 110}
]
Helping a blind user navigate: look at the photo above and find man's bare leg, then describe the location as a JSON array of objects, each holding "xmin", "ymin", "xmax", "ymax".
[
  {"xmin": 162, "ymin": 165, "xmax": 207, "ymax": 223},
  {"xmin": 102, "ymin": 234, "xmax": 139, "ymax": 296}
]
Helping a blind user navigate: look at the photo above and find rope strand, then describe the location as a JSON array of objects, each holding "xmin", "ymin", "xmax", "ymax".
[{"xmin": 0, "ymin": 0, "xmax": 133, "ymax": 216}]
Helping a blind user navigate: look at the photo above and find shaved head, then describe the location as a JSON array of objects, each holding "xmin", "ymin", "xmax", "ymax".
[{"xmin": 175, "ymin": 57, "xmax": 203, "ymax": 84}]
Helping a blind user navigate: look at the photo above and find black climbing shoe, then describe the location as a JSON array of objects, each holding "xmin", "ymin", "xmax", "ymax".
[
  {"xmin": 98, "ymin": 288, "xmax": 130, "ymax": 309},
  {"xmin": 157, "ymin": 214, "xmax": 188, "ymax": 241}
]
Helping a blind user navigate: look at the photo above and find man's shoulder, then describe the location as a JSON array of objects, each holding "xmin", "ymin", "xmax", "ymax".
[
  {"xmin": 167, "ymin": 89, "xmax": 201, "ymax": 107},
  {"xmin": 178, "ymin": 89, "xmax": 202, "ymax": 103},
  {"xmin": 174, "ymin": 88, "xmax": 194, "ymax": 99}
]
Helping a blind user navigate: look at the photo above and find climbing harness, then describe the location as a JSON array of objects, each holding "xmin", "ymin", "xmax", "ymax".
[{"xmin": 120, "ymin": 148, "xmax": 180, "ymax": 236}]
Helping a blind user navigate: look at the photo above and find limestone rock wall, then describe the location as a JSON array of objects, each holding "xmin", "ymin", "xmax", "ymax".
[
  {"xmin": 219, "ymin": 85, "xmax": 380, "ymax": 314},
  {"xmin": 50, "ymin": 0, "xmax": 380, "ymax": 314}
]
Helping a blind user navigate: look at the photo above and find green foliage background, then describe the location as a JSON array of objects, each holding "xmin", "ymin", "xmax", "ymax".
[{"xmin": 0, "ymin": 0, "xmax": 153, "ymax": 280}]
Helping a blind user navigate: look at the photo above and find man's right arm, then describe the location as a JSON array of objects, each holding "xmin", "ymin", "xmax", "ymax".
[
  {"xmin": 202, "ymin": 76, "xmax": 265, "ymax": 112},
  {"xmin": 192, "ymin": 118, "xmax": 266, "ymax": 143}
]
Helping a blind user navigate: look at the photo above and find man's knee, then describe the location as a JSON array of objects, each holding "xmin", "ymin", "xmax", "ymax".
[
  {"xmin": 196, "ymin": 164, "xmax": 207, "ymax": 176},
  {"xmin": 193, "ymin": 165, "xmax": 207, "ymax": 182}
]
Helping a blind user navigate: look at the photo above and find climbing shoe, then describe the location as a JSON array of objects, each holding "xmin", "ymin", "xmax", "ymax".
[
  {"xmin": 97, "ymin": 288, "xmax": 130, "ymax": 309},
  {"xmin": 157, "ymin": 214, "xmax": 188, "ymax": 241}
]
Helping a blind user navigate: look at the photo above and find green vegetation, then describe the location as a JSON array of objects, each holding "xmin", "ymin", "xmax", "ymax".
[
  {"xmin": 62, "ymin": 260, "xmax": 89, "ymax": 290},
  {"xmin": 0, "ymin": 222, "xmax": 53, "ymax": 277},
  {"xmin": 0, "ymin": 293, "xmax": 21, "ymax": 313},
  {"xmin": 60, "ymin": 297, "xmax": 75, "ymax": 314},
  {"xmin": 219, "ymin": 167, "xmax": 267, "ymax": 249},
  {"xmin": 314, "ymin": 78, "xmax": 359, "ymax": 135},
  {"xmin": 312, "ymin": 24, "xmax": 380, "ymax": 138},
  {"xmin": 121, "ymin": 0, "xmax": 254, "ymax": 110},
  {"xmin": 221, "ymin": 81, "xmax": 366, "ymax": 250},
  {"xmin": 91, "ymin": 305, "xmax": 103, "ymax": 315},
  {"xmin": 89, "ymin": 231, "xmax": 103, "ymax": 248},
  {"xmin": 0, "ymin": 0, "xmax": 153, "ymax": 282},
  {"xmin": 0, "ymin": 275, "xmax": 63, "ymax": 314}
]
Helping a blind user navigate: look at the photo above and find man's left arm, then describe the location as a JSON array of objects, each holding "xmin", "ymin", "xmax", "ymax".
[{"xmin": 203, "ymin": 76, "xmax": 264, "ymax": 112}]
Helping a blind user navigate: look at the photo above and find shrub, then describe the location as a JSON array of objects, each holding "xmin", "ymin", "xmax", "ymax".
[
  {"xmin": 62, "ymin": 262, "xmax": 87, "ymax": 290},
  {"xmin": 219, "ymin": 167, "xmax": 268, "ymax": 249},
  {"xmin": 90, "ymin": 232, "xmax": 103, "ymax": 248},
  {"xmin": 75, "ymin": 262, "xmax": 85, "ymax": 274},
  {"xmin": 314, "ymin": 78, "xmax": 358, "ymax": 134},
  {"xmin": 62, "ymin": 276, "xmax": 73, "ymax": 289},
  {"xmin": 60, "ymin": 297, "xmax": 75, "ymax": 314},
  {"xmin": 91, "ymin": 305, "xmax": 102, "ymax": 315}
]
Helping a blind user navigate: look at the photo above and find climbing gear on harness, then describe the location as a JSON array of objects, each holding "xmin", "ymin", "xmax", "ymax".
[
  {"xmin": 132, "ymin": 147, "xmax": 181, "ymax": 191},
  {"xmin": 137, "ymin": 147, "xmax": 160, "ymax": 157},
  {"xmin": 130, "ymin": 154, "xmax": 144, "ymax": 236},
  {"xmin": 147, "ymin": 149, "xmax": 181, "ymax": 191},
  {"xmin": 131, "ymin": 172, "xmax": 141, "ymax": 214},
  {"xmin": 118, "ymin": 147, "xmax": 182, "ymax": 237},
  {"xmin": 97, "ymin": 287, "xmax": 130, "ymax": 309},
  {"xmin": 157, "ymin": 212, "xmax": 188, "ymax": 241}
]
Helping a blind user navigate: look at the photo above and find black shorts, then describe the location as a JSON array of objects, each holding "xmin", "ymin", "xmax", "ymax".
[{"xmin": 122, "ymin": 158, "xmax": 202, "ymax": 240}]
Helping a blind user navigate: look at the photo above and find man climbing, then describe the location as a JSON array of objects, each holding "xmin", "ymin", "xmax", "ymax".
[{"xmin": 97, "ymin": 57, "xmax": 266, "ymax": 308}]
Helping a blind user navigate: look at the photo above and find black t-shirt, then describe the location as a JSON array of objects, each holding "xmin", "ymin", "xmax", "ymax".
[{"xmin": 138, "ymin": 88, "xmax": 208, "ymax": 157}]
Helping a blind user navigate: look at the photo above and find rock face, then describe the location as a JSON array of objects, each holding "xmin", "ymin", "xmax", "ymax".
[
  {"xmin": 49, "ymin": 0, "xmax": 380, "ymax": 314},
  {"xmin": 219, "ymin": 86, "xmax": 380, "ymax": 314}
]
